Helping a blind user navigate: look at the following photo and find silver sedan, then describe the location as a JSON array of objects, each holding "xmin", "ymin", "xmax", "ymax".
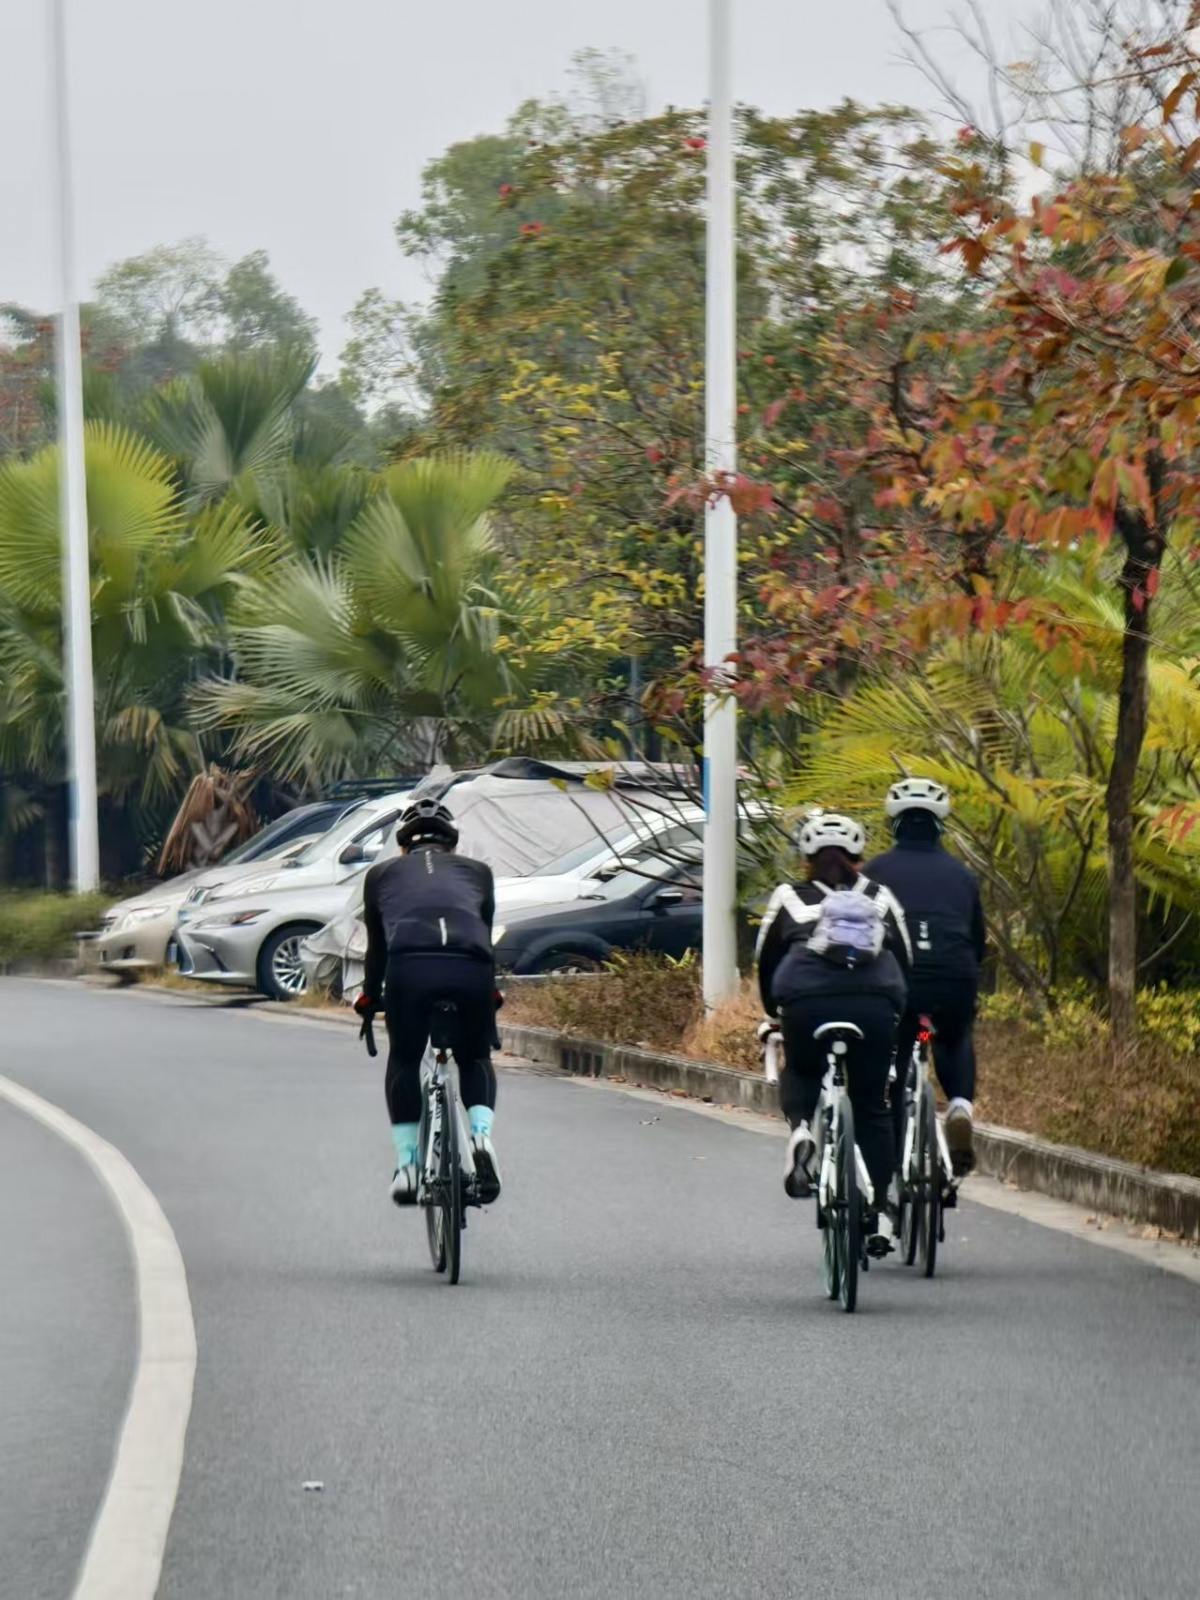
[{"xmin": 176, "ymin": 881, "xmax": 359, "ymax": 1001}]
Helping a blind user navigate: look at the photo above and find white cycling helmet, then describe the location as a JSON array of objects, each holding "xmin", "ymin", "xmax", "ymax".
[
  {"xmin": 884, "ymin": 777, "xmax": 951, "ymax": 821},
  {"xmin": 797, "ymin": 812, "xmax": 867, "ymax": 858}
]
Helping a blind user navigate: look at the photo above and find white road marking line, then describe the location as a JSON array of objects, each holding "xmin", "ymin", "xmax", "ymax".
[{"xmin": 0, "ymin": 1074, "xmax": 196, "ymax": 1600}]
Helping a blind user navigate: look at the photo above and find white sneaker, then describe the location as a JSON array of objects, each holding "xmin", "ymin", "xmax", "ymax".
[
  {"xmin": 784, "ymin": 1123, "xmax": 816, "ymax": 1198},
  {"xmin": 867, "ymin": 1210, "xmax": 895, "ymax": 1258},
  {"xmin": 944, "ymin": 1101, "xmax": 976, "ymax": 1176},
  {"xmin": 470, "ymin": 1133, "xmax": 502, "ymax": 1204},
  {"xmin": 390, "ymin": 1164, "xmax": 419, "ymax": 1206}
]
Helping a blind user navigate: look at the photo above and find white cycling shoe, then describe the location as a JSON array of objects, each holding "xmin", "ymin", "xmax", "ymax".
[
  {"xmin": 866, "ymin": 1210, "xmax": 896, "ymax": 1258},
  {"xmin": 783, "ymin": 1122, "xmax": 816, "ymax": 1198},
  {"xmin": 471, "ymin": 1133, "xmax": 502, "ymax": 1204},
  {"xmin": 944, "ymin": 1101, "xmax": 976, "ymax": 1177},
  {"xmin": 390, "ymin": 1164, "xmax": 419, "ymax": 1207}
]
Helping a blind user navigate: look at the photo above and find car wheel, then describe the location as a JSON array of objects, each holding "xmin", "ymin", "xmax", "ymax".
[
  {"xmin": 530, "ymin": 949, "xmax": 604, "ymax": 976},
  {"xmin": 256, "ymin": 923, "xmax": 322, "ymax": 1001}
]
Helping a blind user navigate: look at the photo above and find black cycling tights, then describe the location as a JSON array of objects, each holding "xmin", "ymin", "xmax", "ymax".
[
  {"xmin": 383, "ymin": 955, "xmax": 497, "ymax": 1125},
  {"xmin": 892, "ymin": 989, "xmax": 977, "ymax": 1153},
  {"xmin": 779, "ymin": 994, "xmax": 897, "ymax": 1214}
]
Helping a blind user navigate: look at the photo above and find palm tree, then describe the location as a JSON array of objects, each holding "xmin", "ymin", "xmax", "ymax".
[
  {"xmin": 193, "ymin": 451, "xmax": 588, "ymax": 783},
  {"xmin": 0, "ymin": 423, "xmax": 266, "ymax": 881},
  {"xmin": 137, "ymin": 345, "xmax": 316, "ymax": 506}
]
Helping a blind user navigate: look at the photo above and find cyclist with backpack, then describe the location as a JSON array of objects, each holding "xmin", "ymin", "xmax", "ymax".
[
  {"xmin": 756, "ymin": 813, "xmax": 912, "ymax": 1254},
  {"xmin": 866, "ymin": 778, "xmax": 986, "ymax": 1177}
]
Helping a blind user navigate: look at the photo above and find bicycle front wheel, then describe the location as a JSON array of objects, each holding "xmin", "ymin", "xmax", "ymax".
[
  {"xmin": 837, "ymin": 1097, "xmax": 859, "ymax": 1314},
  {"xmin": 918, "ymin": 1082, "xmax": 939, "ymax": 1280}
]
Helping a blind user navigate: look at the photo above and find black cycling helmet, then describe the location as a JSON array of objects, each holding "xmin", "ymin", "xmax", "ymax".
[{"xmin": 395, "ymin": 799, "xmax": 459, "ymax": 852}]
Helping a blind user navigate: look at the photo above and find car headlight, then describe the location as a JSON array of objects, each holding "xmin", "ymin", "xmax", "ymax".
[
  {"xmin": 117, "ymin": 906, "xmax": 164, "ymax": 931},
  {"xmin": 193, "ymin": 909, "xmax": 268, "ymax": 930},
  {"xmin": 492, "ymin": 924, "xmax": 507, "ymax": 946}
]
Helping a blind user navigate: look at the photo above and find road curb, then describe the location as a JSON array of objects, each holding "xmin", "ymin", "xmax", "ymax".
[{"xmin": 497, "ymin": 1021, "xmax": 1200, "ymax": 1243}]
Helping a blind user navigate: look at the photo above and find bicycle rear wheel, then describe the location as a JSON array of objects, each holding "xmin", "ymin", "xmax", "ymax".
[
  {"xmin": 918, "ymin": 1081, "xmax": 939, "ymax": 1280},
  {"xmin": 423, "ymin": 1088, "xmax": 447, "ymax": 1273},
  {"xmin": 837, "ymin": 1098, "xmax": 859, "ymax": 1314},
  {"xmin": 442, "ymin": 1072, "xmax": 464, "ymax": 1285}
]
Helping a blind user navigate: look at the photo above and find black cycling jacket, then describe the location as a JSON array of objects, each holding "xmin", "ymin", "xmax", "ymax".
[
  {"xmin": 362, "ymin": 849, "xmax": 495, "ymax": 1003},
  {"xmin": 755, "ymin": 875, "xmax": 912, "ymax": 1017},
  {"xmin": 864, "ymin": 838, "xmax": 985, "ymax": 987}
]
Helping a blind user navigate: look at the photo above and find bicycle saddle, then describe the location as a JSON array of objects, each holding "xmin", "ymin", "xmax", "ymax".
[{"xmin": 813, "ymin": 1021, "xmax": 865, "ymax": 1051}]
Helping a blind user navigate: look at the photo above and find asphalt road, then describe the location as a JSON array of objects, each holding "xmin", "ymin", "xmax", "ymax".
[{"xmin": 2, "ymin": 978, "xmax": 1199, "ymax": 1600}]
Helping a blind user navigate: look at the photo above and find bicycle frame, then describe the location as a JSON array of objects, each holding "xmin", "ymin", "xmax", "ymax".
[
  {"xmin": 418, "ymin": 1040, "xmax": 477, "ymax": 1202},
  {"xmin": 902, "ymin": 1022, "xmax": 956, "ymax": 1195},
  {"xmin": 816, "ymin": 1044, "xmax": 875, "ymax": 1214}
]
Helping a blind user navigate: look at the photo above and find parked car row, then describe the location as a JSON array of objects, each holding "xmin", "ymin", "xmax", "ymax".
[{"xmin": 84, "ymin": 758, "xmax": 767, "ymax": 1000}]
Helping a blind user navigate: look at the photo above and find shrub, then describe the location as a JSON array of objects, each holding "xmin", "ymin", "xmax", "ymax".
[
  {"xmin": 0, "ymin": 891, "xmax": 108, "ymax": 970},
  {"xmin": 506, "ymin": 950, "xmax": 705, "ymax": 1053}
]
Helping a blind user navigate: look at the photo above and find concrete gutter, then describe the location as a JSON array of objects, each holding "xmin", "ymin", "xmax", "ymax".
[{"xmin": 497, "ymin": 1020, "xmax": 1200, "ymax": 1244}]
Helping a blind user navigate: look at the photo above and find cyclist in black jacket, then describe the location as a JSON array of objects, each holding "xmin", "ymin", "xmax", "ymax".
[
  {"xmin": 356, "ymin": 800, "xmax": 501, "ymax": 1207},
  {"xmin": 866, "ymin": 778, "xmax": 986, "ymax": 1176}
]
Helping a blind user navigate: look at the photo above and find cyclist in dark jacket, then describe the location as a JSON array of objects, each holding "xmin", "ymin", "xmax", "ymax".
[
  {"xmin": 757, "ymin": 812, "xmax": 911, "ymax": 1253},
  {"xmin": 866, "ymin": 778, "xmax": 986, "ymax": 1176},
  {"xmin": 357, "ymin": 800, "xmax": 501, "ymax": 1207}
]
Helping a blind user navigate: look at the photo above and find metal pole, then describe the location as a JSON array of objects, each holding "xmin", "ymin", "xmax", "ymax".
[
  {"xmin": 702, "ymin": 0, "xmax": 739, "ymax": 1005},
  {"xmin": 48, "ymin": 0, "xmax": 99, "ymax": 891}
]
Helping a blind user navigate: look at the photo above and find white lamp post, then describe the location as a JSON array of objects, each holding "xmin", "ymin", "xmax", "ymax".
[
  {"xmin": 702, "ymin": 0, "xmax": 739, "ymax": 1005},
  {"xmin": 48, "ymin": 0, "xmax": 100, "ymax": 891}
]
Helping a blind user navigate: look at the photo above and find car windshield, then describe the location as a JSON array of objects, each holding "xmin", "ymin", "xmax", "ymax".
[
  {"xmin": 290, "ymin": 802, "xmax": 371, "ymax": 865},
  {"xmin": 223, "ymin": 808, "xmax": 326, "ymax": 866},
  {"xmin": 586, "ymin": 853, "xmax": 699, "ymax": 901},
  {"xmin": 530, "ymin": 831, "xmax": 637, "ymax": 878}
]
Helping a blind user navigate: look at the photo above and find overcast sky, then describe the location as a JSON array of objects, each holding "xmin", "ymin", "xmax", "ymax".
[{"xmin": 2, "ymin": 0, "xmax": 1042, "ymax": 369}]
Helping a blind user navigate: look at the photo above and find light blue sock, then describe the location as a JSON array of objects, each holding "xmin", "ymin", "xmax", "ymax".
[
  {"xmin": 468, "ymin": 1105, "xmax": 494, "ymax": 1140},
  {"xmin": 391, "ymin": 1122, "xmax": 420, "ymax": 1167}
]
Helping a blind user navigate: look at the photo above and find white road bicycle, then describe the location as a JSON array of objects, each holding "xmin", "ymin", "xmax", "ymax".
[
  {"xmin": 361, "ymin": 1004, "xmax": 483, "ymax": 1285},
  {"xmin": 812, "ymin": 1021, "xmax": 878, "ymax": 1314}
]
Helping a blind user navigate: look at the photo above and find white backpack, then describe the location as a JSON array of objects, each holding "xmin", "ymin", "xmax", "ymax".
[{"xmin": 807, "ymin": 888, "xmax": 885, "ymax": 967}]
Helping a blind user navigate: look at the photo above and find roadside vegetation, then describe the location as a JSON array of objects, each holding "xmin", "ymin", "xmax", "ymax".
[{"xmin": 0, "ymin": 891, "xmax": 106, "ymax": 971}]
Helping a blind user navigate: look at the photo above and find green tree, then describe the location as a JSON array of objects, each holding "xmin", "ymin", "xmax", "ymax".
[
  {"xmin": 0, "ymin": 424, "xmax": 266, "ymax": 880},
  {"xmin": 192, "ymin": 452, "xmax": 579, "ymax": 780}
]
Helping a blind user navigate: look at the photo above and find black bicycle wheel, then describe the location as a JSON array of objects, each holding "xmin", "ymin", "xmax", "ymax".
[
  {"xmin": 838, "ymin": 1096, "xmax": 860, "ymax": 1314},
  {"xmin": 898, "ymin": 1051, "xmax": 920, "ymax": 1265},
  {"xmin": 820, "ymin": 1124, "xmax": 840, "ymax": 1301},
  {"xmin": 423, "ymin": 1088, "xmax": 447, "ymax": 1273},
  {"xmin": 442, "ymin": 1072, "xmax": 465, "ymax": 1286},
  {"xmin": 918, "ymin": 1082, "xmax": 939, "ymax": 1280}
]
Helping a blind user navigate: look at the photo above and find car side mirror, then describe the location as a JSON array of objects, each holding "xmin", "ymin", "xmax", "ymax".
[
  {"xmin": 339, "ymin": 842, "xmax": 367, "ymax": 866},
  {"xmin": 652, "ymin": 886, "xmax": 685, "ymax": 908}
]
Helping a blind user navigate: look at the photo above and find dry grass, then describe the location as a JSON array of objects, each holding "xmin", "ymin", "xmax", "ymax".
[{"xmin": 974, "ymin": 1018, "xmax": 1200, "ymax": 1177}]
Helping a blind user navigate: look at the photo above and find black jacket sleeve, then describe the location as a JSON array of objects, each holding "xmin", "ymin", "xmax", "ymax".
[
  {"xmin": 479, "ymin": 864, "xmax": 495, "ymax": 935},
  {"xmin": 362, "ymin": 864, "xmax": 387, "ymax": 1005}
]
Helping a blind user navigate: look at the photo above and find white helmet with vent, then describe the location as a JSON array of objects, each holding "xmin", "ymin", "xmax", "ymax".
[
  {"xmin": 797, "ymin": 812, "xmax": 867, "ymax": 858},
  {"xmin": 885, "ymin": 777, "xmax": 951, "ymax": 820}
]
